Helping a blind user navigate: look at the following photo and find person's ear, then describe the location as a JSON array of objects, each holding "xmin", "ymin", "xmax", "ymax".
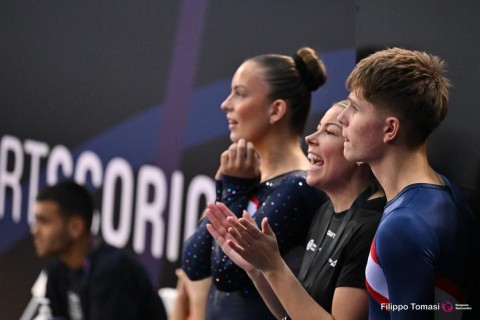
[
  {"xmin": 269, "ymin": 99, "xmax": 287, "ymax": 124},
  {"xmin": 68, "ymin": 216, "xmax": 86, "ymax": 239},
  {"xmin": 383, "ymin": 116, "xmax": 400, "ymax": 143}
]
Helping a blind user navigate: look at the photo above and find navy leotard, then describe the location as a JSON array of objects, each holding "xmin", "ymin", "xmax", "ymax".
[
  {"xmin": 366, "ymin": 175, "xmax": 478, "ymax": 319},
  {"xmin": 182, "ymin": 170, "xmax": 325, "ymax": 320}
]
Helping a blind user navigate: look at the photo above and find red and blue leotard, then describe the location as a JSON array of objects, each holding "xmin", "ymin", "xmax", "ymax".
[{"xmin": 366, "ymin": 175, "xmax": 477, "ymax": 319}]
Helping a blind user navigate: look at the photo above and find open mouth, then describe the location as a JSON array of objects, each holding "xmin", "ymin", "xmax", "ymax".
[{"xmin": 307, "ymin": 152, "xmax": 324, "ymax": 167}]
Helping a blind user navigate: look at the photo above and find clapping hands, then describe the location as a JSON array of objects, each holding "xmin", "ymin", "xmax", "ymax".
[{"xmin": 205, "ymin": 202, "xmax": 282, "ymax": 274}]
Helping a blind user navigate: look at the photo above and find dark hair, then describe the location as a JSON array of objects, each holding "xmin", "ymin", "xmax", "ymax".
[
  {"xmin": 250, "ymin": 47, "xmax": 327, "ymax": 135},
  {"xmin": 346, "ymin": 47, "xmax": 450, "ymax": 148},
  {"xmin": 37, "ymin": 180, "xmax": 94, "ymax": 231}
]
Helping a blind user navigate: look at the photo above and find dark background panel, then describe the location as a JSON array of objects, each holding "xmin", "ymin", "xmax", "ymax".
[
  {"xmin": 0, "ymin": 0, "xmax": 178, "ymax": 146},
  {"xmin": 196, "ymin": 0, "xmax": 356, "ymax": 84}
]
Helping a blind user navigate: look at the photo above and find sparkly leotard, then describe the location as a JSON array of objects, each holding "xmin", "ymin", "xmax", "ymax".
[{"xmin": 182, "ymin": 170, "xmax": 325, "ymax": 320}]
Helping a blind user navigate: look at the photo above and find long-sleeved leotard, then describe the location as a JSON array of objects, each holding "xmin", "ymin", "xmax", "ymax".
[
  {"xmin": 366, "ymin": 175, "xmax": 478, "ymax": 320},
  {"xmin": 182, "ymin": 170, "xmax": 325, "ymax": 319}
]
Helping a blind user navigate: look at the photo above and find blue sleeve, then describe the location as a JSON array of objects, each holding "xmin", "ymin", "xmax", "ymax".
[
  {"xmin": 182, "ymin": 216, "xmax": 213, "ymax": 280},
  {"xmin": 212, "ymin": 178, "xmax": 320, "ymax": 291},
  {"xmin": 218, "ymin": 175, "xmax": 260, "ymax": 216},
  {"xmin": 376, "ymin": 211, "xmax": 439, "ymax": 319},
  {"xmin": 181, "ymin": 177, "xmax": 258, "ymax": 280}
]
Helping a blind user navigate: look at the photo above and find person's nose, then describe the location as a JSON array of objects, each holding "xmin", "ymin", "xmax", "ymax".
[
  {"xmin": 220, "ymin": 94, "xmax": 233, "ymax": 112},
  {"xmin": 30, "ymin": 223, "xmax": 38, "ymax": 236},
  {"xmin": 337, "ymin": 109, "xmax": 348, "ymax": 126},
  {"xmin": 305, "ymin": 131, "xmax": 319, "ymax": 146}
]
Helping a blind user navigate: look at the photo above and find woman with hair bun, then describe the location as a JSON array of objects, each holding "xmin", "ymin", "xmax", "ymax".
[{"xmin": 181, "ymin": 47, "xmax": 328, "ymax": 319}]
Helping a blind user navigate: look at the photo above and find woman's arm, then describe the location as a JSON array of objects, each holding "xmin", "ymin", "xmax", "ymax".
[
  {"xmin": 182, "ymin": 140, "xmax": 260, "ymax": 283},
  {"xmin": 205, "ymin": 203, "xmax": 287, "ymax": 318},
  {"xmin": 181, "ymin": 217, "xmax": 213, "ymax": 280},
  {"xmin": 210, "ymin": 179, "xmax": 315, "ymax": 291},
  {"xmin": 209, "ymin": 203, "xmax": 369, "ymax": 320},
  {"xmin": 263, "ymin": 257, "xmax": 368, "ymax": 320},
  {"xmin": 169, "ymin": 269, "xmax": 211, "ymax": 320}
]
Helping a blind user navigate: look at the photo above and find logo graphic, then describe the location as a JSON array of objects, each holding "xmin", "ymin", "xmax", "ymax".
[
  {"xmin": 441, "ymin": 301, "xmax": 454, "ymax": 313},
  {"xmin": 327, "ymin": 230, "xmax": 336, "ymax": 238},
  {"xmin": 306, "ymin": 239, "xmax": 317, "ymax": 252},
  {"xmin": 328, "ymin": 258, "xmax": 337, "ymax": 267}
]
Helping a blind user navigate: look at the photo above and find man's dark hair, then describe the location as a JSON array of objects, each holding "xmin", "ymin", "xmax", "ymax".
[{"xmin": 37, "ymin": 180, "xmax": 94, "ymax": 231}]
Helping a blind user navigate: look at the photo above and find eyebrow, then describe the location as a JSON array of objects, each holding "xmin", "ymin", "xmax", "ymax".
[
  {"xmin": 347, "ymin": 94, "xmax": 358, "ymax": 105},
  {"xmin": 325, "ymin": 122, "xmax": 342, "ymax": 129},
  {"xmin": 34, "ymin": 214, "xmax": 49, "ymax": 221}
]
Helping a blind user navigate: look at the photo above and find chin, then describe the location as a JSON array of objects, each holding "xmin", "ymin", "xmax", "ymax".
[
  {"xmin": 35, "ymin": 249, "xmax": 47, "ymax": 257},
  {"xmin": 343, "ymin": 150, "xmax": 357, "ymax": 162},
  {"xmin": 306, "ymin": 175, "xmax": 323, "ymax": 189},
  {"xmin": 306, "ymin": 176, "xmax": 315, "ymax": 187},
  {"xmin": 230, "ymin": 134, "xmax": 239, "ymax": 143}
]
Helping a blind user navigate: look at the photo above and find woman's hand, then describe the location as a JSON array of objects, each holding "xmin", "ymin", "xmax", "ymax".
[
  {"xmin": 216, "ymin": 139, "xmax": 260, "ymax": 179},
  {"xmin": 206, "ymin": 202, "xmax": 283, "ymax": 273},
  {"xmin": 205, "ymin": 202, "xmax": 257, "ymax": 274}
]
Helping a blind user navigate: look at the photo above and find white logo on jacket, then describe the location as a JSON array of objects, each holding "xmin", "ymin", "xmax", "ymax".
[
  {"xmin": 329, "ymin": 258, "xmax": 337, "ymax": 267},
  {"xmin": 306, "ymin": 239, "xmax": 317, "ymax": 252}
]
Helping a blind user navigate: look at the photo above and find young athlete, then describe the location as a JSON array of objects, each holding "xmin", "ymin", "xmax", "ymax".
[
  {"xmin": 182, "ymin": 47, "xmax": 328, "ymax": 319},
  {"xmin": 337, "ymin": 47, "xmax": 478, "ymax": 319}
]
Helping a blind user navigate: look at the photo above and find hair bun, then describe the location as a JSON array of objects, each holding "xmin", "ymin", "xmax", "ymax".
[{"xmin": 293, "ymin": 47, "xmax": 327, "ymax": 91}]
